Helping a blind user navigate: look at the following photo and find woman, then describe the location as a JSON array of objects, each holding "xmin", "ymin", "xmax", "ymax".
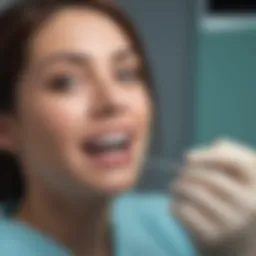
[{"xmin": 0, "ymin": 0, "xmax": 255, "ymax": 255}]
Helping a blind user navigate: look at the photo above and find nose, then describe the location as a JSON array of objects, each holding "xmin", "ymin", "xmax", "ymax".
[{"xmin": 89, "ymin": 77, "xmax": 127, "ymax": 119}]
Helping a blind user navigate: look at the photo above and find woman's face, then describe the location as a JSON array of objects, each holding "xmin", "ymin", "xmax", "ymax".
[{"xmin": 12, "ymin": 7, "xmax": 152, "ymax": 197}]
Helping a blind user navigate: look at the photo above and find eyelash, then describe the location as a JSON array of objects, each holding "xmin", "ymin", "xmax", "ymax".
[
  {"xmin": 47, "ymin": 74, "xmax": 82, "ymax": 92},
  {"xmin": 115, "ymin": 67, "xmax": 143, "ymax": 83},
  {"xmin": 46, "ymin": 66, "xmax": 143, "ymax": 92}
]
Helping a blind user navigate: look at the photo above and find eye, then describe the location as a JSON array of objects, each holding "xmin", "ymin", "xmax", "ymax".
[
  {"xmin": 115, "ymin": 68, "xmax": 142, "ymax": 83},
  {"xmin": 47, "ymin": 74, "xmax": 81, "ymax": 92}
]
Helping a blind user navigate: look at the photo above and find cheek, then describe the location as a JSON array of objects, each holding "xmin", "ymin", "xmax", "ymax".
[
  {"xmin": 130, "ymin": 89, "xmax": 152, "ymax": 131},
  {"xmin": 48, "ymin": 100, "xmax": 85, "ymax": 131},
  {"xmin": 18, "ymin": 95, "xmax": 89, "ymax": 155}
]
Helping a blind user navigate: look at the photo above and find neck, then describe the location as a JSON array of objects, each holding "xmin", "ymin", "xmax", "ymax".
[{"xmin": 15, "ymin": 186, "xmax": 113, "ymax": 256}]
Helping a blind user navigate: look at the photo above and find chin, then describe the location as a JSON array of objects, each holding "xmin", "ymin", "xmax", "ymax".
[
  {"xmin": 95, "ymin": 174, "xmax": 138, "ymax": 196},
  {"xmin": 70, "ymin": 160, "xmax": 143, "ymax": 197}
]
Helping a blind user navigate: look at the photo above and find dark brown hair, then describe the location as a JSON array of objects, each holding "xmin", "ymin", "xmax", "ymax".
[{"xmin": 0, "ymin": 0, "xmax": 154, "ymax": 201}]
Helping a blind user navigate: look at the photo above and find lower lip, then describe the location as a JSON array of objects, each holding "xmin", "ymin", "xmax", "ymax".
[{"xmin": 83, "ymin": 146, "xmax": 132, "ymax": 169}]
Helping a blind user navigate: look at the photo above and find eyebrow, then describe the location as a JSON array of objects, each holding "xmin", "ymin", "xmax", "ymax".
[
  {"xmin": 36, "ymin": 52, "xmax": 90, "ymax": 71},
  {"xmin": 36, "ymin": 47, "xmax": 140, "ymax": 71}
]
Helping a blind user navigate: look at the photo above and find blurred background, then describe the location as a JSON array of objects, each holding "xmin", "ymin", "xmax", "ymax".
[
  {"xmin": 116, "ymin": 0, "xmax": 256, "ymax": 191},
  {"xmin": 1, "ymin": 0, "xmax": 256, "ymax": 191}
]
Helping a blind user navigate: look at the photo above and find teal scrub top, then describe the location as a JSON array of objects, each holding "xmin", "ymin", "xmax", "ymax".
[{"xmin": 0, "ymin": 193, "xmax": 197, "ymax": 256}]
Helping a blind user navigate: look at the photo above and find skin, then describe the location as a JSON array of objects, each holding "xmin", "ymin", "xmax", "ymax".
[{"xmin": 0, "ymin": 7, "xmax": 152, "ymax": 256}]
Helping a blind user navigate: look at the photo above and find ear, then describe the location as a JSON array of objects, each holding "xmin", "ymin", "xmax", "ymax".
[{"xmin": 0, "ymin": 115, "xmax": 19, "ymax": 154}]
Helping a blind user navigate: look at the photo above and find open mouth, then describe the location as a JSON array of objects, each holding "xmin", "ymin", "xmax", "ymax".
[
  {"xmin": 82, "ymin": 130, "xmax": 134, "ymax": 168},
  {"xmin": 85, "ymin": 133, "xmax": 131, "ymax": 154}
]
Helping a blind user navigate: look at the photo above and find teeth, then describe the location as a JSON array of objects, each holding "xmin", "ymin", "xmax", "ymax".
[
  {"xmin": 84, "ymin": 132, "xmax": 131, "ymax": 154},
  {"xmin": 89, "ymin": 133, "xmax": 129, "ymax": 147},
  {"xmin": 94, "ymin": 133, "xmax": 129, "ymax": 147}
]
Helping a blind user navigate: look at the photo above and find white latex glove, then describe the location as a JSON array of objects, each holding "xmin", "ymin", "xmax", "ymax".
[{"xmin": 172, "ymin": 139, "xmax": 256, "ymax": 256}]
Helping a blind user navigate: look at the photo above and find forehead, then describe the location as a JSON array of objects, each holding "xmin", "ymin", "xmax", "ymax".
[{"xmin": 29, "ymin": 7, "xmax": 132, "ymax": 62}]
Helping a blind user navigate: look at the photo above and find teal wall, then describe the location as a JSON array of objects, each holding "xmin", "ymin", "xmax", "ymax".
[{"xmin": 195, "ymin": 18, "xmax": 256, "ymax": 146}]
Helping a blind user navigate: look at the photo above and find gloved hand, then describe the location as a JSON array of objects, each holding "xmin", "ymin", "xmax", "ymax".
[{"xmin": 172, "ymin": 139, "xmax": 256, "ymax": 256}]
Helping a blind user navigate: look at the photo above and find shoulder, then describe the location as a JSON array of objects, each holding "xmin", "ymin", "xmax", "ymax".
[
  {"xmin": 113, "ymin": 192, "xmax": 198, "ymax": 256},
  {"xmin": 0, "ymin": 204, "xmax": 70, "ymax": 256},
  {"xmin": 0, "ymin": 220, "xmax": 36, "ymax": 255}
]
